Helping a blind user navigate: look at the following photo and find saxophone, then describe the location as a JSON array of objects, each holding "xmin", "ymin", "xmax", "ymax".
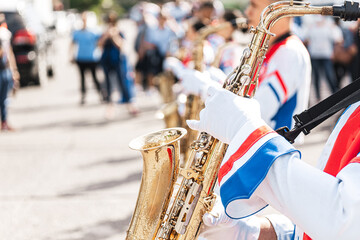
[
  {"xmin": 156, "ymin": 71, "xmax": 181, "ymax": 129},
  {"xmin": 182, "ymin": 18, "xmax": 248, "ymax": 161},
  {"xmin": 157, "ymin": 20, "xmax": 247, "ymax": 130},
  {"xmin": 126, "ymin": 1, "xmax": 357, "ymax": 239}
]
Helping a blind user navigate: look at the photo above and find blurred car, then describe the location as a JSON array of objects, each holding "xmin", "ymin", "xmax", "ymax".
[
  {"xmin": 4, "ymin": 11, "xmax": 39, "ymax": 86},
  {"xmin": 4, "ymin": 10, "xmax": 55, "ymax": 87}
]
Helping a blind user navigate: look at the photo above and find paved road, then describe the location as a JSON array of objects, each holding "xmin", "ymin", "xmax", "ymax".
[{"xmin": 0, "ymin": 31, "xmax": 338, "ymax": 239}]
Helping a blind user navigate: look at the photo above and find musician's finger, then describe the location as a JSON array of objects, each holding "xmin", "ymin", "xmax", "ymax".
[{"xmin": 186, "ymin": 120, "xmax": 201, "ymax": 131}]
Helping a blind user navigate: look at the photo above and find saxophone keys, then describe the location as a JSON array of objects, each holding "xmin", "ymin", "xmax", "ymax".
[
  {"xmin": 249, "ymin": 26, "xmax": 257, "ymax": 34},
  {"xmin": 203, "ymin": 194, "xmax": 217, "ymax": 212},
  {"xmin": 180, "ymin": 168, "xmax": 201, "ymax": 180},
  {"xmin": 243, "ymin": 48, "xmax": 251, "ymax": 58}
]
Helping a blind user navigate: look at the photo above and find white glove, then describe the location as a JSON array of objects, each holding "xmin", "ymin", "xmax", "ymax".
[
  {"xmin": 180, "ymin": 69, "xmax": 221, "ymax": 100},
  {"xmin": 199, "ymin": 194, "xmax": 260, "ymax": 240},
  {"xmin": 206, "ymin": 66, "xmax": 226, "ymax": 85},
  {"xmin": 186, "ymin": 86, "xmax": 262, "ymax": 144},
  {"xmin": 163, "ymin": 57, "xmax": 186, "ymax": 79}
]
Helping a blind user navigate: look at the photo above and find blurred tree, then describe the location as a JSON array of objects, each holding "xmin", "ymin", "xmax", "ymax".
[
  {"xmin": 116, "ymin": 0, "xmax": 138, "ymax": 12},
  {"xmin": 68, "ymin": 0, "xmax": 248, "ymax": 18},
  {"xmin": 221, "ymin": 0, "xmax": 248, "ymax": 11},
  {"xmin": 70, "ymin": 0, "xmax": 102, "ymax": 12}
]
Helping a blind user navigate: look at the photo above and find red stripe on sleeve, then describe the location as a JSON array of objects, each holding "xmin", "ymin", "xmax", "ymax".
[
  {"xmin": 218, "ymin": 125, "xmax": 274, "ymax": 183},
  {"xmin": 274, "ymin": 70, "xmax": 288, "ymax": 102},
  {"xmin": 258, "ymin": 70, "xmax": 288, "ymax": 103},
  {"xmin": 350, "ymin": 157, "xmax": 360, "ymax": 164},
  {"xmin": 303, "ymin": 233, "xmax": 312, "ymax": 240}
]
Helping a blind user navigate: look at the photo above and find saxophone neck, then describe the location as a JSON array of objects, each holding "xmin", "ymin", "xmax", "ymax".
[
  {"xmin": 260, "ymin": 1, "xmax": 360, "ymax": 32},
  {"xmin": 193, "ymin": 24, "xmax": 223, "ymax": 71},
  {"xmin": 193, "ymin": 19, "xmax": 246, "ymax": 71},
  {"xmin": 228, "ymin": 1, "xmax": 360, "ymax": 97}
]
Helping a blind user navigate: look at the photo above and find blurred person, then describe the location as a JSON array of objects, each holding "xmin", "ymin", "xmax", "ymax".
[
  {"xmin": 204, "ymin": 11, "xmax": 232, "ymax": 64},
  {"xmin": 164, "ymin": 9, "xmax": 245, "ymax": 78},
  {"xmin": 248, "ymin": 0, "xmax": 311, "ymax": 133},
  {"xmin": 130, "ymin": 1, "xmax": 160, "ymax": 31},
  {"xmin": 303, "ymin": 15, "xmax": 342, "ymax": 101},
  {"xmin": 350, "ymin": 20, "xmax": 360, "ymax": 82},
  {"xmin": 192, "ymin": 0, "xmax": 224, "ymax": 22},
  {"xmin": 0, "ymin": 14, "xmax": 19, "ymax": 131},
  {"xmin": 131, "ymin": 2, "xmax": 161, "ymax": 91},
  {"xmin": 163, "ymin": 20, "xmax": 206, "ymax": 77},
  {"xmin": 213, "ymin": 0, "xmax": 225, "ymax": 19},
  {"xmin": 162, "ymin": 0, "xmax": 192, "ymax": 23},
  {"xmin": 194, "ymin": 1, "xmax": 216, "ymax": 25},
  {"xmin": 189, "ymin": 80, "xmax": 360, "ymax": 240},
  {"xmin": 211, "ymin": 10, "xmax": 247, "ymax": 75},
  {"xmin": 180, "ymin": 20, "xmax": 207, "ymax": 67},
  {"xmin": 70, "ymin": 11, "xmax": 104, "ymax": 105},
  {"xmin": 182, "ymin": 2, "xmax": 360, "ymax": 239},
  {"xmin": 132, "ymin": 2, "xmax": 151, "ymax": 91},
  {"xmin": 138, "ymin": 11, "xmax": 177, "ymax": 91},
  {"xmin": 181, "ymin": 0, "xmax": 311, "ymax": 134},
  {"xmin": 333, "ymin": 19, "xmax": 357, "ymax": 88},
  {"xmin": 98, "ymin": 11, "xmax": 137, "ymax": 116}
]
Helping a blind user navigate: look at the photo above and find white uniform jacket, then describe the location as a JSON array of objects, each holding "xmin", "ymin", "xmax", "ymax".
[
  {"xmin": 254, "ymin": 34, "xmax": 311, "ymax": 130},
  {"xmin": 218, "ymin": 101, "xmax": 360, "ymax": 240}
]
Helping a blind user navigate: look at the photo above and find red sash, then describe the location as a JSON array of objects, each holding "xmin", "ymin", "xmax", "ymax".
[
  {"xmin": 303, "ymin": 105, "xmax": 360, "ymax": 240},
  {"xmin": 248, "ymin": 35, "xmax": 300, "ymax": 95}
]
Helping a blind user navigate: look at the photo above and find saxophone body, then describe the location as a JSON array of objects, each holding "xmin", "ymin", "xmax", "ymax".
[
  {"xmin": 157, "ymin": 71, "xmax": 176, "ymax": 104},
  {"xmin": 156, "ymin": 71, "xmax": 182, "ymax": 129},
  {"xmin": 168, "ymin": 3, "xmax": 335, "ymax": 239},
  {"xmin": 181, "ymin": 24, "xmax": 222, "ymax": 159},
  {"xmin": 157, "ymin": 22, "xmax": 237, "ymax": 130},
  {"xmin": 182, "ymin": 19, "xmax": 247, "ymax": 161},
  {"xmin": 127, "ymin": 1, "xmax": 345, "ymax": 239},
  {"xmin": 127, "ymin": 128, "xmax": 187, "ymax": 240}
]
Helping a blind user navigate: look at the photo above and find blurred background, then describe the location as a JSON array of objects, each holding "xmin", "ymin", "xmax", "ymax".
[{"xmin": 0, "ymin": 0, "xmax": 357, "ymax": 239}]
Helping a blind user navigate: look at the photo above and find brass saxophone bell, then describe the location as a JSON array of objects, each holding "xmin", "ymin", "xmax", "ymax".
[{"xmin": 127, "ymin": 128, "xmax": 187, "ymax": 240}]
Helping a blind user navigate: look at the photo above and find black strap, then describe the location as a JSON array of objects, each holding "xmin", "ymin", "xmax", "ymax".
[{"xmin": 276, "ymin": 78, "xmax": 360, "ymax": 143}]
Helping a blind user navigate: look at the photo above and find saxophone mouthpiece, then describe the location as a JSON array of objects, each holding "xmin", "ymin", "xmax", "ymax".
[{"xmin": 332, "ymin": 1, "xmax": 360, "ymax": 21}]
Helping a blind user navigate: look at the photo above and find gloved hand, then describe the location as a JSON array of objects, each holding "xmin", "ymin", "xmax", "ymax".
[
  {"xmin": 205, "ymin": 66, "xmax": 226, "ymax": 85},
  {"xmin": 186, "ymin": 86, "xmax": 262, "ymax": 144},
  {"xmin": 199, "ymin": 194, "xmax": 260, "ymax": 240},
  {"xmin": 163, "ymin": 57, "xmax": 186, "ymax": 79},
  {"xmin": 180, "ymin": 69, "xmax": 221, "ymax": 100}
]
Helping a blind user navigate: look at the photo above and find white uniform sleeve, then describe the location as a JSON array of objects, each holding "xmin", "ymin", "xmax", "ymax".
[
  {"xmin": 256, "ymin": 149, "xmax": 360, "ymax": 240},
  {"xmin": 265, "ymin": 214, "xmax": 295, "ymax": 240},
  {"xmin": 206, "ymin": 66, "xmax": 226, "ymax": 85},
  {"xmin": 163, "ymin": 57, "xmax": 187, "ymax": 79},
  {"xmin": 218, "ymin": 115, "xmax": 360, "ymax": 239}
]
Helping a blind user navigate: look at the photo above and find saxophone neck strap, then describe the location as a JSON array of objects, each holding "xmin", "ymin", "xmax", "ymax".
[{"xmin": 276, "ymin": 78, "xmax": 360, "ymax": 143}]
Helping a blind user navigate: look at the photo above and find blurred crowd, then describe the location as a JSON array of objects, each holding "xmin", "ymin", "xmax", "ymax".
[
  {"xmin": 295, "ymin": 14, "xmax": 360, "ymax": 100},
  {"xmin": 126, "ymin": 1, "xmax": 360, "ymax": 99},
  {"xmin": 120, "ymin": 2, "xmax": 360, "ymax": 239},
  {"xmin": 70, "ymin": 10, "xmax": 138, "ymax": 116},
  {"xmin": 124, "ymin": 1, "xmax": 360, "ymax": 127},
  {"xmin": 68, "ymin": 0, "xmax": 247, "ymax": 119},
  {"xmin": 3, "ymin": 0, "xmax": 360, "ymax": 131}
]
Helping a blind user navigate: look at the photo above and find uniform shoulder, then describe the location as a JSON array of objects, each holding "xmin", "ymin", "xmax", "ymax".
[
  {"xmin": 274, "ymin": 35, "xmax": 309, "ymax": 61},
  {"xmin": 282, "ymin": 35, "xmax": 307, "ymax": 53}
]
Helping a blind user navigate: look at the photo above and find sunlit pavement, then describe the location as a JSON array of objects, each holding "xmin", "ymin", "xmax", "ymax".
[{"xmin": 0, "ymin": 32, "xmax": 339, "ymax": 239}]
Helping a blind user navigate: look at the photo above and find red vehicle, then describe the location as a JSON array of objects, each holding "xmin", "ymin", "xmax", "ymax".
[{"xmin": 4, "ymin": 11, "xmax": 48, "ymax": 86}]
